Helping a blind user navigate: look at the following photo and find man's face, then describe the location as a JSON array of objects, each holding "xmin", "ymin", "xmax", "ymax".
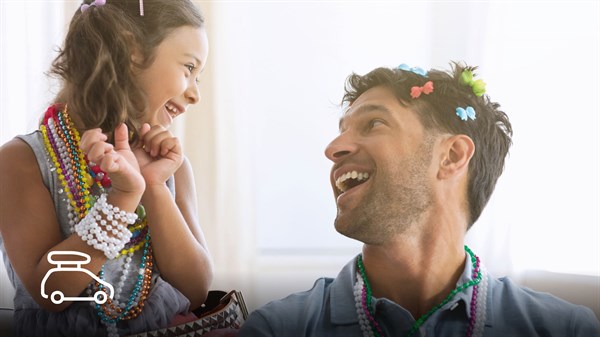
[{"xmin": 324, "ymin": 86, "xmax": 435, "ymax": 244}]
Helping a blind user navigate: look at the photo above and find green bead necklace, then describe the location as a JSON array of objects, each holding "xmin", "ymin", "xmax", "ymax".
[{"xmin": 355, "ymin": 245, "xmax": 482, "ymax": 337}]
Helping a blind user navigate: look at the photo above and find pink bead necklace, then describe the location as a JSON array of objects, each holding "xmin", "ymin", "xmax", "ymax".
[
  {"xmin": 354, "ymin": 246, "xmax": 487, "ymax": 337},
  {"xmin": 40, "ymin": 104, "xmax": 154, "ymax": 336}
]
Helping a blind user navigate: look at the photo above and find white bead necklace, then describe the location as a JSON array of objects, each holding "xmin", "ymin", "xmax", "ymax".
[
  {"xmin": 42, "ymin": 105, "xmax": 153, "ymax": 337},
  {"xmin": 353, "ymin": 254, "xmax": 488, "ymax": 337}
]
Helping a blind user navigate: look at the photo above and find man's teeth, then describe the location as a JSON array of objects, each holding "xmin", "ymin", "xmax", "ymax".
[{"xmin": 335, "ymin": 170, "xmax": 369, "ymax": 193}]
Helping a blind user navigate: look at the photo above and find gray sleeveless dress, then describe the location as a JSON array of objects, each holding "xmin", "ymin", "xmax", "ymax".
[{"xmin": 0, "ymin": 131, "xmax": 190, "ymax": 336}]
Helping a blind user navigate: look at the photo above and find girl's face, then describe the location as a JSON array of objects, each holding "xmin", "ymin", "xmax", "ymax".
[{"xmin": 136, "ymin": 25, "xmax": 209, "ymax": 127}]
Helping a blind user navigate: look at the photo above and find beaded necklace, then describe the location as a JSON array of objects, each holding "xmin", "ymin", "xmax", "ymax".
[
  {"xmin": 354, "ymin": 246, "xmax": 487, "ymax": 337},
  {"xmin": 41, "ymin": 105, "xmax": 153, "ymax": 336}
]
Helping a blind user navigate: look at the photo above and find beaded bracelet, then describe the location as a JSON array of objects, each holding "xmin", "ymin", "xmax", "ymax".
[{"xmin": 75, "ymin": 194, "xmax": 137, "ymax": 259}]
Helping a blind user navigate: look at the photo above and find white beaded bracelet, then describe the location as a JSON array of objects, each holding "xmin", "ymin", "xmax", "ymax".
[{"xmin": 75, "ymin": 194, "xmax": 137, "ymax": 259}]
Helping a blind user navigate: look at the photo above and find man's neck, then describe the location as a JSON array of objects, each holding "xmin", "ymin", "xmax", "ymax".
[{"xmin": 361, "ymin": 231, "xmax": 467, "ymax": 319}]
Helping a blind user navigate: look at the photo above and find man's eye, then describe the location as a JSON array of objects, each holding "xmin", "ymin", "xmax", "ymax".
[{"xmin": 369, "ymin": 119, "xmax": 385, "ymax": 128}]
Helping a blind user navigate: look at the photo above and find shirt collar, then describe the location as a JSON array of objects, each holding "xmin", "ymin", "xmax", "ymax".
[
  {"xmin": 454, "ymin": 254, "xmax": 494, "ymax": 327},
  {"xmin": 330, "ymin": 255, "xmax": 360, "ymax": 325},
  {"xmin": 454, "ymin": 253, "xmax": 476, "ymax": 318},
  {"xmin": 329, "ymin": 253, "xmax": 493, "ymax": 326}
]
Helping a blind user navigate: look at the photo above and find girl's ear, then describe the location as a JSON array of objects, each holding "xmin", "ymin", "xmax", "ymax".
[
  {"xmin": 125, "ymin": 32, "xmax": 144, "ymax": 70},
  {"xmin": 437, "ymin": 134, "xmax": 475, "ymax": 180}
]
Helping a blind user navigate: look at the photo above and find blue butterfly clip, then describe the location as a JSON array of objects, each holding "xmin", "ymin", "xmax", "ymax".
[
  {"xmin": 455, "ymin": 106, "xmax": 477, "ymax": 121},
  {"xmin": 397, "ymin": 63, "xmax": 427, "ymax": 77}
]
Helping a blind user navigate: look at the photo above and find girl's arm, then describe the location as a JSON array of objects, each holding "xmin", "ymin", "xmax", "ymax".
[
  {"xmin": 0, "ymin": 138, "xmax": 108, "ymax": 312},
  {"xmin": 0, "ymin": 125, "xmax": 145, "ymax": 312},
  {"xmin": 134, "ymin": 124, "xmax": 213, "ymax": 309},
  {"xmin": 140, "ymin": 157, "xmax": 213, "ymax": 310}
]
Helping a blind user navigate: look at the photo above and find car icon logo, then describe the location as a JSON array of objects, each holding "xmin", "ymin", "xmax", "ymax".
[{"xmin": 41, "ymin": 251, "xmax": 114, "ymax": 304}]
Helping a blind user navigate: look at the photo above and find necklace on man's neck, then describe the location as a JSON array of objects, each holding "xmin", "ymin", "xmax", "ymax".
[{"xmin": 354, "ymin": 245, "xmax": 487, "ymax": 337}]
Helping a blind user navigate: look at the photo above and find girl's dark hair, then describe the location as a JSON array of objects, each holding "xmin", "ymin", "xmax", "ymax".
[
  {"xmin": 342, "ymin": 62, "xmax": 513, "ymax": 228},
  {"xmin": 50, "ymin": 0, "xmax": 204, "ymax": 140}
]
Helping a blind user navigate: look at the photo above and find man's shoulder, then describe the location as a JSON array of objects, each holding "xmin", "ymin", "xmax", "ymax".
[
  {"xmin": 255, "ymin": 276, "xmax": 334, "ymax": 316},
  {"xmin": 238, "ymin": 277, "xmax": 336, "ymax": 337},
  {"xmin": 488, "ymin": 276, "xmax": 600, "ymax": 335},
  {"xmin": 491, "ymin": 276, "xmax": 588, "ymax": 312}
]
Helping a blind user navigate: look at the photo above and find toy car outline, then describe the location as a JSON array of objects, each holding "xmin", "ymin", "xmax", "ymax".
[{"xmin": 41, "ymin": 251, "xmax": 114, "ymax": 305}]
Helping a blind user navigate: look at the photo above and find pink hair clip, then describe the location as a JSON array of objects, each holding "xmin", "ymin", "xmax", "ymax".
[
  {"xmin": 80, "ymin": 0, "xmax": 106, "ymax": 13},
  {"xmin": 139, "ymin": 0, "xmax": 144, "ymax": 16},
  {"xmin": 410, "ymin": 81, "xmax": 434, "ymax": 99}
]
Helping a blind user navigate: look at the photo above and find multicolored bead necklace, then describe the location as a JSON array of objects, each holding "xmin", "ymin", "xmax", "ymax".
[
  {"xmin": 354, "ymin": 246, "xmax": 487, "ymax": 337},
  {"xmin": 41, "ymin": 105, "xmax": 97, "ymax": 226},
  {"xmin": 41, "ymin": 104, "xmax": 154, "ymax": 336}
]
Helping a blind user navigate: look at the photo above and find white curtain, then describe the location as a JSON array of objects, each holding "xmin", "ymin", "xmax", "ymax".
[
  {"xmin": 0, "ymin": 2, "xmax": 72, "ymax": 145},
  {"xmin": 0, "ymin": 0, "xmax": 77, "ymax": 308}
]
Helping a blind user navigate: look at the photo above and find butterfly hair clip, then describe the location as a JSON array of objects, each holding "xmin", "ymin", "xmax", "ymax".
[
  {"xmin": 80, "ymin": 0, "xmax": 106, "ymax": 12},
  {"xmin": 456, "ymin": 106, "xmax": 477, "ymax": 121},
  {"xmin": 459, "ymin": 70, "xmax": 486, "ymax": 97},
  {"xmin": 410, "ymin": 81, "xmax": 434, "ymax": 99},
  {"xmin": 397, "ymin": 63, "xmax": 427, "ymax": 77}
]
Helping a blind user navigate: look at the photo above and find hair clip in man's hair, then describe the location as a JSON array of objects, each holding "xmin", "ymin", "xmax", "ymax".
[
  {"xmin": 397, "ymin": 63, "xmax": 427, "ymax": 77},
  {"xmin": 410, "ymin": 81, "xmax": 434, "ymax": 99},
  {"xmin": 456, "ymin": 106, "xmax": 477, "ymax": 121},
  {"xmin": 80, "ymin": 0, "xmax": 106, "ymax": 13},
  {"xmin": 459, "ymin": 70, "xmax": 486, "ymax": 97}
]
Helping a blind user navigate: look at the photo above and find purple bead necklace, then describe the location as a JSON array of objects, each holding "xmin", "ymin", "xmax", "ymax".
[{"xmin": 354, "ymin": 246, "xmax": 486, "ymax": 337}]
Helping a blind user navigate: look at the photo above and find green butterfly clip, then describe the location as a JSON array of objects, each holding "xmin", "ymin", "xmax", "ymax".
[{"xmin": 459, "ymin": 70, "xmax": 486, "ymax": 97}]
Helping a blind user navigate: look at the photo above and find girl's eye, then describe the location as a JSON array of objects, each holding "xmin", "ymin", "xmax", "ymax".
[{"xmin": 185, "ymin": 64, "xmax": 196, "ymax": 73}]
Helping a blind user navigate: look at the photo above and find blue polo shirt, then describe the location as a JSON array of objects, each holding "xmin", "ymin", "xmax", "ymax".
[{"xmin": 238, "ymin": 255, "xmax": 600, "ymax": 337}]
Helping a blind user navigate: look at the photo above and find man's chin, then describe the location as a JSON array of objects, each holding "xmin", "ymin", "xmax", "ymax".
[{"xmin": 334, "ymin": 216, "xmax": 365, "ymax": 241}]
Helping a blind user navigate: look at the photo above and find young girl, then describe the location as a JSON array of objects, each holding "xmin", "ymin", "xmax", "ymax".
[{"xmin": 0, "ymin": 0, "xmax": 213, "ymax": 336}]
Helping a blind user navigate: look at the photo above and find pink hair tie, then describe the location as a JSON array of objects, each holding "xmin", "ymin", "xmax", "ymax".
[
  {"xmin": 410, "ymin": 81, "xmax": 434, "ymax": 99},
  {"xmin": 80, "ymin": 0, "xmax": 106, "ymax": 13}
]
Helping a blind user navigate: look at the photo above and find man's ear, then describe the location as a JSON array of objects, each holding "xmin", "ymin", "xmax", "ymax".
[{"xmin": 438, "ymin": 134, "xmax": 475, "ymax": 180}]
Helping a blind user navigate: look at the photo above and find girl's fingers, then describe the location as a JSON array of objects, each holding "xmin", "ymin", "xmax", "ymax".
[
  {"xmin": 113, "ymin": 123, "xmax": 131, "ymax": 152},
  {"xmin": 139, "ymin": 123, "xmax": 151, "ymax": 137},
  {"xmin": 148, "ymin": 133, "xmax": 172, "ymax": 157},
  {"xmin": 99, "ymin": 152, "xmax": 120, "ymax": 173},
  {"xmin": 140, "ymin": 125, "xmax": 178, "ymax": 158},
  {"xmin": 159, "ymin": 137, "xmax": 181, "ymax": 157},
  {"xmin": 79, "ymin": 128, "xmax": 107, "ymax": 152},
  {"xmin": 85, "ymin": 142, "xmax": 114, "ymax": 164},
  {"xmin": 140, "ymin": 125, "xmax": 171, "ymax": 143},
  {"xmin": 139, "ymin": 124, "xmax": 159, "ymax": 155}
]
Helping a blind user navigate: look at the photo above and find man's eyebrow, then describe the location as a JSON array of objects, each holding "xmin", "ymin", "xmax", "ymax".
[{"xmin": 338, "ymin": 104, "xmax": 394, "ymax": 131}]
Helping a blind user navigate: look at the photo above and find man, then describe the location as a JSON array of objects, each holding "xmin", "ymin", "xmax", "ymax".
[{"xmin": 237, "ymin": 63, "xmax": 600, "ymax": 336}]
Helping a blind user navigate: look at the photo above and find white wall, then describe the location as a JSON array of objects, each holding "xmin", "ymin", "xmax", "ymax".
[{"xmin": 201, "ymin": 1, "xmax": 600, "ymax": 312}]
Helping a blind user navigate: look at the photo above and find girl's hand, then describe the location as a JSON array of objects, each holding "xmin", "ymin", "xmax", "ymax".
[
  {"xmin": 134, "ymin": 123, "xmax": 184, "ymax": 186},
  {"xmin": 80, "ymin": 124, "xmax": 145, "ymax": 196}
]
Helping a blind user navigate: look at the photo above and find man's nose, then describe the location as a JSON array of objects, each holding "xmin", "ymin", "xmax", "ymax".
[{"xmin": 324, "ymin": 132, "xmax": 358, "ymax": 162}]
